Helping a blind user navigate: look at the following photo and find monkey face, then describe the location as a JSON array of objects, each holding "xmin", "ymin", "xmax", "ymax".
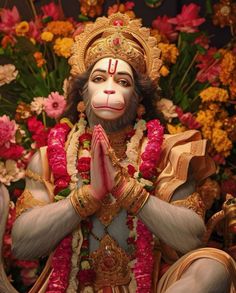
[{"xmin": 87, "ymin": 58, "xmax": 135, "ymax": 121}]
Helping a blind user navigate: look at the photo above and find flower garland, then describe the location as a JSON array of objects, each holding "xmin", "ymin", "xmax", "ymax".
[
  {"xmin": 126, "ymin": 119, "xmax": 164, "ymax": 293},
  {"xmin": 46, "ymin": 122, "xmax": 73, "ymax": 293},
  {"xmin": 46, "ymin": 118, "xmax": 164, "ymax": 292}
]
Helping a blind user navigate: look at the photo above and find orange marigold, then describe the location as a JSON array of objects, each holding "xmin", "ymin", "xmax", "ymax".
[
  {"xmin": 212, "ymin": 128, "xmax": 232, "ymax": 157},
  {"xmin": 199, "ymin": 87, "xmax": 229, "ymax": 102},
  {"xmin": 158, "ymin": 43, "xmax": 179, "ymax": 64},
  {"xmin": 53, "ymin": 38, "xmax": 74, "ymax": 58},
  {"xmin": 219, "ymin": 51, "xmax": 236, "ymax": 85},
  {"xmin": 45, "ymin": 21, "xmax": 74, "ymax": 37}
]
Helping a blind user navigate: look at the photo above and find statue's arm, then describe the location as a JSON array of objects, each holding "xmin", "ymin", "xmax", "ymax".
[
  {"xmin": 138, "ymin": 195, "xmax": 205, "ymax": 254},
  {"xmin": 11, "ymin": 151, "xmax": 81, "ymax": 260},
  {"xmin": 137, "ymin": 177, "xmax": 206, "ymax": 254}
]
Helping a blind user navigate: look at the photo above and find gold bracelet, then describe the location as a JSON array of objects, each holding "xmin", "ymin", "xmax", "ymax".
[
  {"xmin": 120, "ymin": 180, "xmax": 150, "ymax": 215},
  {"xmin": 70, "ymin": 185, "xmax": 101, "ymax": 219}
]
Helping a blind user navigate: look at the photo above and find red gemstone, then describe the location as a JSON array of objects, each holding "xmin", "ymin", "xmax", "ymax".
[
  {"xmin": 103, "ymin": 255, "xmax": 116, "ymax": 268},
  {"xmin": 113, "ymin": 37, "xmax": 120, "ymax": 46},
  {"xmin": 113, "ymin": 19, "xmax": 124, "ymax": 26}
]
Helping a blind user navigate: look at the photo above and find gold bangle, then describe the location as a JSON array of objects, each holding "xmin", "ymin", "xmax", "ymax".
[
  {"xmin": 120, "ymin": 180, "xmax": 150, "ymax": 215},
  {"xmin": 70, "ymin": 185, "xmax": 101, "ymax": 218}
]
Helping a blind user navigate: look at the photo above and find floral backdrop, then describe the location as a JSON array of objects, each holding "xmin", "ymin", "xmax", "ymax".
[{"xmin": 0, "ymin": 0, "xmax": 236, "ymax": 291}]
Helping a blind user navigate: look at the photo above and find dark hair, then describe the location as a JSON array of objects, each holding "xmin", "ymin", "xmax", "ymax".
[{"xmin": 63, "ymin": 66, "xmax": 163, "ymax": 124}]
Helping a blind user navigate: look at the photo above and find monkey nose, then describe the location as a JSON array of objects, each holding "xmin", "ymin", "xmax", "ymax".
[{"xmin": 104, "ymin": 90, "xmax": 116, "ymax": 94}]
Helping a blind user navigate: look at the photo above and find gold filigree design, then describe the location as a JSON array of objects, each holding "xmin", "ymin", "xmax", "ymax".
[
  {"xmin": 16, "ymin": 189, "xmax": 47, "ymax": 218},
  {"xmin": 90, "ymin": 234, "xmax": 131, "ymax": 289},
  {"xmin": 96, "ymin": 194, "xmax": 122, "ymax": 226},
  {"xmin": 69, "ymin": 12, "xmax": 162, "ymax": 81},
  {"xmin": 171, "ymin": 192, "xmax": 206, "ymax": 219}
]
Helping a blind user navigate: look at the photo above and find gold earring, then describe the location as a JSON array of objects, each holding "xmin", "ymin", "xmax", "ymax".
[{"xmin": 77, "ymin": 101, "xmax": 86, "ymax": 118}]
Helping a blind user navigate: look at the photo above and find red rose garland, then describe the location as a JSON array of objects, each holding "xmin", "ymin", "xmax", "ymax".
[{"xmin": 46, "ymin": 123, "xmax": 73, "ymax": 293}]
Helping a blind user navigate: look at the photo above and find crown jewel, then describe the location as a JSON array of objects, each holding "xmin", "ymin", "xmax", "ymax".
[{"xmin": 69, "ymin": 13, "xmax": 162, "ymax": 81}]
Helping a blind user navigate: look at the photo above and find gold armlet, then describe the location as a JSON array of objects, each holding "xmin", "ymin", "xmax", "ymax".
[
  {"xmin": 171, "ymin": 192, "xmax": 206, "ymax": 219},
  {"xmin": 119, "ymin": 178, "xmax": 150, "ymax": 215},
  {"xmin": 70, "ymin": 185, "xmax": 101, "ymax": 219},
  {"xmin": 16, "ymin": 189, "xmax": 47, "ymax": 218}
]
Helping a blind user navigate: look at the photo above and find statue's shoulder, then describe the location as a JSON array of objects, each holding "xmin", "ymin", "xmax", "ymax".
[{"xmin": 156, "ymin": 130, "xmax": 216, "ymax": 202}]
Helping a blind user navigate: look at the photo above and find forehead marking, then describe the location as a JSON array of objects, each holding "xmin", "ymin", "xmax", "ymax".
[{"xmin": 108, "ymin": 59, "xmax": 118, "ymax": 76}]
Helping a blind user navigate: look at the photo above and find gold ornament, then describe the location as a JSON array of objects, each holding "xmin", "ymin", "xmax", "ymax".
[
  {"xmin": 69, "ymin": 13, "xmax": 162, "ymax": 81},
  {"xmin": 90, "ymin": 234, "xmax": 131, "ymax": 290}
]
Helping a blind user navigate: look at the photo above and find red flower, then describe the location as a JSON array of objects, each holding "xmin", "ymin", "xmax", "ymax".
[
  {"xmin": 152, "ymin": 15, "xmax": 178, "ymax": 42},
  {"xmin": 168, "ymin": 4, "xmax": 205, "ymax": 33},
  {"xmin": 41, "ymin": 2, "xmax": 61, "ymax": 21},
  {"xmin": 78, "ymin": 269, "xmax": 96, "ymax": 284},
  {"xmin": 77, "ymin": 157, "xmax": 91, "ymax": 172},
  {"xmin": 139, "ymin": 162, "xmax": 157, "ymax": 179},
  {"xmin": 27, "ymin": 116, "xmax": 44, "ymax": 134},
  {"xmin": 196, "ymin": 48, "xmax": 221, "ymax": 85},
  {"xmin": 176, "ymin": 107, "xmax": 201, "ymax": 129},
  {"xmin": 32, "ymin": 129, "xmax": 49, "ymax": 148},
  {"xmin": 0, "ymin": 143, "xmax": 24, "ymax": 159}
]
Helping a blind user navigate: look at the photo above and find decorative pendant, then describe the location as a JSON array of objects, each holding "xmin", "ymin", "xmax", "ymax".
[
  {"xmin": 96, "ymin": 194, "xmax": 122, "ymax": 226},
  {"xmin": 90, "ymin": 234, "xmax": 131, "ymax": 289}
]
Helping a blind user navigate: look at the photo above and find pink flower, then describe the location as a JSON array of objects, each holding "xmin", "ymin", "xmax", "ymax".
[
  {"xmin": 0, "ymin": 6, "xmax": 20, "ymax": 35},
  {"xmin": 28, "ymin": 20, "xmax": 41, "ymax": 42},
  {"xmin": 194, "ymin": 34, "xmax": 209, "ymax": 50},
  {"xmin": 168, "ymin": 4, "xmax": 205, "ymax": 33},
  {"xmin": 0, "ymin": 115, "xmax": 17, "ymax": 147},
  {"xmin": 152, "ymin": 15, "xmax": 178, "ymax": 42},
  {"xmin": 44, "ymin": 92, "xmax": 66, "ymax": 119},
  {"xmin": 196, "ymin": 48, "xmax": 221, "ymax": 85},
  {"xmin": 41, "ymin": 2, "xmax": 61, "ymax": 21},
  {"xmin": 176, "ymin": 107, "xmax": 201, "ymax": 129}
]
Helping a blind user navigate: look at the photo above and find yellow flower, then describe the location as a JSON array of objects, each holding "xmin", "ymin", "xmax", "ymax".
[
  {"xmin": 167, "ymin": 124, "xmax": 186, "ymax": 134},
  {"xmin": 219, "ymin": 51, "xmax": 236, "ymax": 85},
  {"xmin": 212, "ymin": 128, "xmax": 232, "ymax": 157},
  {"xmin": 15, "ymin": 21, "xmax": 29, "ymax": 36},
  {"xmin": 46, "ymin": 21, "xmax": 74, "ymax": 37},
  {"xmin": 41, "ymin": 31, "xmax": 54, "ymax": 42},
  {"xmin": 199, "ymin": 87, "xmax": 229, "ymax": 103},
  {"xmin": 53, "ymin": 38, "xmax": 74, "ymax": 58},
  {"xmin": 158, "ymin": 43, "xmax": 179, "ymax": 64},
  {"xmin": 160, "ymin": 65, "xmax": 169, "ymax": 77}
]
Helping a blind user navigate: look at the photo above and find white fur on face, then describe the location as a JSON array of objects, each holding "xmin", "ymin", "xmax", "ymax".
[{"xmin": 88, "ymin": 58, "xmax": 135, "ymax": 121}]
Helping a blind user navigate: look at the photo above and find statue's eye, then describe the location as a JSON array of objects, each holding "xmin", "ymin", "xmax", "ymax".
[
  {"xmin": 117, "ymin": 79, "xmax": 130, "ymax": 87},
  {"xmin": 92, "ymin": 76, "xmax": 105, "ymax": 83}
]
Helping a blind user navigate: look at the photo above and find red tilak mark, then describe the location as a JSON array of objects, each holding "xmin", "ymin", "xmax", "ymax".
[{"xmin": 108, "ymin": 59, "xmax": 118, "ymax": 76}]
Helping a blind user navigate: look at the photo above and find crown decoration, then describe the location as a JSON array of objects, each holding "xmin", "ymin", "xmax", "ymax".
[{"xmin": 69, "ymin": 13, "xmax": 162, "ymax": 81}]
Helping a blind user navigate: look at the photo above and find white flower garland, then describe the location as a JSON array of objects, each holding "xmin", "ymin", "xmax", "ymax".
[
  {"xmin": 125, "ymin": 119, "xmax": 146, "ymax": 169},
  {"xmin": 66, "ymin": 117, "xmax": 87, "ymax": 190}
]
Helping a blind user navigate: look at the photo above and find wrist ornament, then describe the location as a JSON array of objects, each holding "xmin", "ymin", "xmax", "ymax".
[
  {"xmin": 118, "ymin": 178, "xmax": 150, "ymax": 215},
  {"xmin": 70, "ymin": 185, "xmax": 101, "ymax": 218}
]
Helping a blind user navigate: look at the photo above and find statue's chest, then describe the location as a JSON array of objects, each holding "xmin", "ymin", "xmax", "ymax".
[{"xmin": 89, "ymin": 209, "xmax": 130, "ymax": 253}]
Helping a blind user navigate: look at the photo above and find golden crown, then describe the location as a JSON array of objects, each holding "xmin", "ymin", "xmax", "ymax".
[{"xmin": 69, "ymin": 13, "xmax": 162, "ymax": 81}]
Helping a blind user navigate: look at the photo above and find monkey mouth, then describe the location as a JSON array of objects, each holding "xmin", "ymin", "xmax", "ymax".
[{"xmin": 92, "ymin": 104, "xmax": 125, "ymax": 111}]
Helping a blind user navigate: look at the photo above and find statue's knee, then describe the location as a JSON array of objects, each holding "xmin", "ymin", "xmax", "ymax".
[{"xmin": 186, "ymin": 257, "xmax": 231, "ymax": 293}]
